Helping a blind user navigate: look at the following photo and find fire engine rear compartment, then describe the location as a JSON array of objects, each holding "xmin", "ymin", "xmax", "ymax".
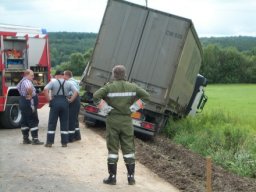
[
  {"xmin": 2, "ymin": 37, "xmax": 48, "ymax": 88},
  {"xmin": 0, "ymin": 24, "xmax": 51, "ymax": 129}
]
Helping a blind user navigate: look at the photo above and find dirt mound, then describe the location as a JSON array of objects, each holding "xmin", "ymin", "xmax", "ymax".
[{"xmin": 135, "ymin": 135, "xmax": 256, "ymax": 192}]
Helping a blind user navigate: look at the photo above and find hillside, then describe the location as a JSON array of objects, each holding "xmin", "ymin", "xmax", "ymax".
[
  {"xmin": 48, "ymin": 32, "xmax": 97, "ymax": 67},
  {"xmin": 48, "ymin": 33, "xmax": 256, "ymax": 67},
  {"xmin": 200, "ymin": 36, "xmax": 256, "ymax": 51}
]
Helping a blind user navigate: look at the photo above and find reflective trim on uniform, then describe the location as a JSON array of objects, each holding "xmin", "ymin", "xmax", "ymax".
[
  {"xmin": 75, "ymin": 128, "xmax": 80, "ymax": 131},
  {"xmin": 69, "ymin": 131, "xmax": 75, "ymax": 134},
  {"xmin": 123, "ymin": 153, "xmax": 135, "ymax": 159},
  {"xmin": 30, "ymin": 127, "xmax": 38, "ymax": 131},
  {"xmin": 108, "ymin": 154, "xmax": 119, "ymax": 159},
  {"xmin": 107, "ymin": 92, "xmax": 136, "ymax": 97},
  {"xmin": 21, "ymin": 127, "xmax": 29, "ymax": 130},
  {"xmin": 48, "ymin": 131, "xmax": 55, "ymax": 134},
  {"xmin": 61, "ymin": 131, "xmax": 69, "ymax": 135}
]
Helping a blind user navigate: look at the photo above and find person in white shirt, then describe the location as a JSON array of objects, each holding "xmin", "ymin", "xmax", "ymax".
[{"xmin": 64, "ymin": 70, "xmax": 81, "ymax": 142}]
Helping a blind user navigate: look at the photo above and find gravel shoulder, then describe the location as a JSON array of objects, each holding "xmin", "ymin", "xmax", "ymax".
[{"xmin": 0, "ymin": 106, "xmax": 179, "ymax": 192}]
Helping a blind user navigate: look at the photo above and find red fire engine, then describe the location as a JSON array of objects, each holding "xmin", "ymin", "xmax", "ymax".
[{"xmin": 0, "ymin": 24, "xmax": 51, "ymax": 128}]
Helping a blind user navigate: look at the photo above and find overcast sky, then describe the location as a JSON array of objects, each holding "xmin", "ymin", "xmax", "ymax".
[{"xmin": 0, "ymin": 0, "xmax": 255, "ymax": 37}]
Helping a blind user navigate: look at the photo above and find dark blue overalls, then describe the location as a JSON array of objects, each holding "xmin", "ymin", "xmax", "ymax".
[
  {"xmin": 46, "ymin": 80, "xmax": 69, "ymax": 145},
  {"xmin": 68, "ymin": 95, "xmax": 81, "ymax": 142},
  {"xmin": 19, "ymin": 95, "xmax": 39, "ymax": 140}
]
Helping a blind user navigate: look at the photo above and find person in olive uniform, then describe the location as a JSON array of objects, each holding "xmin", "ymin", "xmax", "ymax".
[
  {"xmin": 43, "ymin": 70, "xmax": 78, "ymax": 147},
  {"xmin": 93, "ymin": 65, "xmax": 150, "ymax": 185}
]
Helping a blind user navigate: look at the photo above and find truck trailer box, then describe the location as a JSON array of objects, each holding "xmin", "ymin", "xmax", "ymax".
[{"xmin": 81, "ymin": 0, "xmax": 207, "ymax": 136}]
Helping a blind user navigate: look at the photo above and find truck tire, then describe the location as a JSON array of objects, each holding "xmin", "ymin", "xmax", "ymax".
[{"xmin": 0, "ymin": 97, "xmax": 22, "ymax": 129}]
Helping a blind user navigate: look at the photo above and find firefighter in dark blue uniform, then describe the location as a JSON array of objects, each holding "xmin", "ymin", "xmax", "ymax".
[
  {"xmin": 93, "ymin": 65, "xmax": 150, "ymax": 185},
  {"xmin": 64, "ymin": 70, "xmax": 81, "ymax": 142},
  {"xmin": 17, "ymin": 69, "xmax": 44, "ymax": 145},
  {"xmin": 43, "ymin": 70, "xmax": 78, "ymax": 147}
]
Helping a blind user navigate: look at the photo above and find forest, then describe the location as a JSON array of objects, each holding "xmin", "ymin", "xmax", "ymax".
[{"xmin": 48, "ymin": 32, "xmax": 256, "ymax": 83}]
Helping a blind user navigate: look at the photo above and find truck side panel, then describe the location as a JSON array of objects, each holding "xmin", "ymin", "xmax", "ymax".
[
  {"xmin": 85, "ymin": 0, "xmax": 148, "ymax": 87},
  {"xmin": 169, "ymin": 29, "xmax": 202, "ymax": 113}
]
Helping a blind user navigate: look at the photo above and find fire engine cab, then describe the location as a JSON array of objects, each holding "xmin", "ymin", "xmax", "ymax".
[{"xmin": 0, "ymin": 24, "xmax": 51, "ymax": 128}]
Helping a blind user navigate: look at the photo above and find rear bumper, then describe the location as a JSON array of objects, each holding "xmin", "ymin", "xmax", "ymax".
[{"xmin": 81, "ymin": 110, "xmax": 155, "ymax": 136}]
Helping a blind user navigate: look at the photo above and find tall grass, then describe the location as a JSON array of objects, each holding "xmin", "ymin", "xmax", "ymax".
[{"xmin": 164, "ymin": 84, "xmax": 256, "ymax": 178}]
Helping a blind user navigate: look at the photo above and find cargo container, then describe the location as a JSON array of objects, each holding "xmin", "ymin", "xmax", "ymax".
[{"xmin": 80, "ymin": 0, "xmax": 207, "ymax": 136}]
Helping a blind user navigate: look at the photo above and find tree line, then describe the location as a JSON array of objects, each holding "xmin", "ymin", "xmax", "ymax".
[
  {"xmin": 200, "ymin": 37, "xmax": 256, "ymax": 83},
  {"xmin": 48, "ymin": 32, "xmax": 256, "ymax": 83}
]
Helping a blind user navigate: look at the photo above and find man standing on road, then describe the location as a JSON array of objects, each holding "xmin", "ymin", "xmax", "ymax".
[
  {"xmin": 43, "ymin": 70, "xmax": 78, "ymax": 147},
  {"xmin": 64, "ymin": 70, "xmax": 81, "ymax": 142},
  {"xmin": 17, "ymin": 69, "xmax": 44, "ymax": 145},
  {"xmin": 93, "ymin": 65, "xmax": 150, "ymax": 185}
]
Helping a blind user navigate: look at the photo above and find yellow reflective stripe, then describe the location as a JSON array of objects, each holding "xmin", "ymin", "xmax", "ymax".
[{"xmin": 107, "ymin": 92, "xmax": 136, "ymax": 97}]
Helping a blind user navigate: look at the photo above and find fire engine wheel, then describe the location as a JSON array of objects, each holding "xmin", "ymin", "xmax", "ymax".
[{"xmin": 1, "ymin": 97, "xmax": 22, "ymax": 129}]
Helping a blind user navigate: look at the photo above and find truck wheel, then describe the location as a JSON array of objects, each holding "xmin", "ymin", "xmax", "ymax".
[{"xmin": 1, "ymin": 97, "xmax": 22, "ymax": 129}]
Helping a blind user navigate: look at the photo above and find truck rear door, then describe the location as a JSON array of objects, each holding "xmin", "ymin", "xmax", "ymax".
[
  {"xmin": 85, "ymin": 0, "xmax": 148, "ymax": 87},
  {"xmin": 129, "ymin": 10, "xmax": 190, "ymax": 105}
]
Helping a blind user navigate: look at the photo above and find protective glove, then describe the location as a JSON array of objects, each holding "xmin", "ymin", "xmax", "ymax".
[
  {"xmin": 97, "ymin": 99, "xmax": 113, "ymax": 115},
  {"xmin": 130, "ymin": 99, "xmax": 145, "ymax": 112}
]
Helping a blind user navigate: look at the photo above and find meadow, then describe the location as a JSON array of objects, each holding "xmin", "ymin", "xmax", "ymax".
[{"xmin": 164, "ymin": 84, "xmax": 256, "ymax": 178}]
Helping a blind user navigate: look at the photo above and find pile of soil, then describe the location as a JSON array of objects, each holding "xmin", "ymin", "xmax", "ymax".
[
  {"xmin": 89, "ymin": 125, "xmax": 256, "ymax": 192},
  {"xmin": 135, "ymin": 135, "xmax": 256, "ymax": 192}
]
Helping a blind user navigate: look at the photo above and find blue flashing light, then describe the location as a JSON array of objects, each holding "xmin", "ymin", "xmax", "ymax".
[{"xmin": 41, "ymin": 28, "xmax": 47, "ymax": 34}]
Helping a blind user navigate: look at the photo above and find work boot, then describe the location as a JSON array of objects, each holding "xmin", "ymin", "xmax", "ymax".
[
  {"xmin": 45, "ymin": 143, "xmax": 52, "ymax": 147},
  {"xmin": 126, "ymin": 164, "xmax": 136, "ymax": 185},
  {"xmin": 23, "ymin": 135, "xmax": 32, "ymax": 144},
  {"xmin": 103, "ymin": 163, "xmax": 117, "ymax": 185},
  {"xmin": 23, "ymin": 138, "xmax": 32, "ymax": 144},
  {"xmin": 32, "ymin": 139, "xmax": 44, "ymax": 145},
  {"xmin": 62, "ymin": 143, "xmax": 67, "ymax": 147}
]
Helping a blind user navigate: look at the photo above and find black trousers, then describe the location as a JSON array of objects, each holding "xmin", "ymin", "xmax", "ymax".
[{"xmin": 68, "ymin": 96, "xmax": 81, "ymax": 141}]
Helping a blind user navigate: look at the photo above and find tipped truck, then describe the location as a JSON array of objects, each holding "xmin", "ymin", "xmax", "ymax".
[{"xmin": 80, "ymin": 0, "xmax": 207, "ymax": 136}]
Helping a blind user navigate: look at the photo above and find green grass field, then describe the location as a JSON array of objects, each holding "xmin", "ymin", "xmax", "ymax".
[
  {"xmin": 204, "ymin": 84, "xmax": 256, "ymax": 130},
  {"xmin": 165, "ymin": 84, "xmax": 256, "ymax": 177},
  {"xmin": 204, "ymin": 84, "xmax": 256, "ymax": 122}
]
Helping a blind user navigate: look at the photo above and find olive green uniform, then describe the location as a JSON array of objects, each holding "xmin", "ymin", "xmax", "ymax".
[{"xmin": 93, "ymin": 80, "xmax": 149, "ymax": 164}]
